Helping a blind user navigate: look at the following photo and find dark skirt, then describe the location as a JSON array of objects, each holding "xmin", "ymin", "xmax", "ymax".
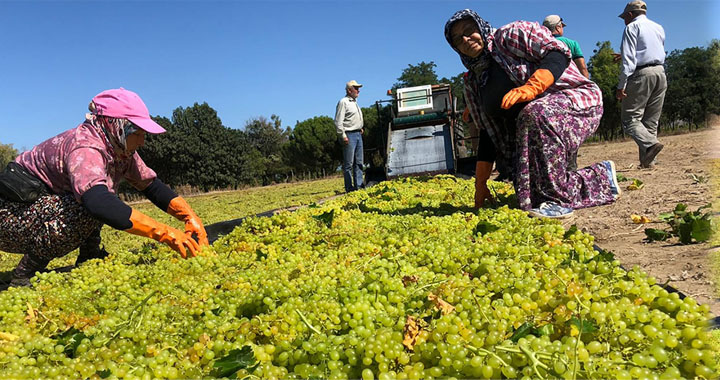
[{"xmin": 0, "ymin": 193, "xmax": 102, "ymax": 260}]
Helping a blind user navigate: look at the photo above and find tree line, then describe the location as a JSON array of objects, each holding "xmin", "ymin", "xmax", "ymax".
[{"xmin": 1, "ymin": 40, "xmax": 717, "ymax": 193}]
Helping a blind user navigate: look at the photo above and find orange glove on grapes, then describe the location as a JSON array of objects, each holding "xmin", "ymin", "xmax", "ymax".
[
  {"xmin": 167, "ymin": 197, "xmax": 209, "ymax": 246},
  {"xmin": 125, "ymin": 209, "xmax": 199, "ymax": 258},
  {"xmin": 475, "ymin": 161, "xmax": 494, "ymax": 209},
  {"xmin": 501, "ymin": 69, "xmax": 555, "ymax": 109}
]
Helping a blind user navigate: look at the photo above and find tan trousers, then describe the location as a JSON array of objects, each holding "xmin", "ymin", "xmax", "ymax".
[{"xmin": 620, "ymin": 65, "xmax": 667, "ymax": 159}]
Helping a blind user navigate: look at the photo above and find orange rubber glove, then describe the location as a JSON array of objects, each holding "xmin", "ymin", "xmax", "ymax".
[
  {"xmin": 167, "ymin": 197, "xmax": 209, "ymax": 246},
  {"xmin": 125, "ymin": 209, "xmax": 199, "ymax": 258},
  {"xmin": 475, "ymin": 161, "xmax": 494, "ymax": 208},
  {"xmin": 501, "ymin": 69, "xmax": 555, "ymax": 109}
]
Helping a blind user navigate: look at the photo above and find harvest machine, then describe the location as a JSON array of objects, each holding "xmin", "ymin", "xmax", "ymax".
[{"xmin": 364, "ymin": 83, "xmax": 477, "ymax": 185}]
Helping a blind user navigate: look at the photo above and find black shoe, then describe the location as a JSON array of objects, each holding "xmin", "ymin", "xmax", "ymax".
[
  {"xmin": 11, "ymin": 254, "xmax": 49, "ymax": 288},
  {"xmin": 75, "ymin": 246, "xmax": 109, "ymax": 266},
  {"xmin": 9, "ymin": 276, "xmax": 31, "ymax": 288},
  {"xmin": 75, "ymin": 228, "xmax": 108, "ymax": 266},
  {"xmin": 641, "ymin": 143, "xmax": 663, "ymax": 168}
]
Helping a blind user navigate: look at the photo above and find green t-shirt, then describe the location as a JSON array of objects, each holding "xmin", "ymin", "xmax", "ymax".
[{"xmin": 555, "ymin": 36, "xmax": 584, "ymax": 59}]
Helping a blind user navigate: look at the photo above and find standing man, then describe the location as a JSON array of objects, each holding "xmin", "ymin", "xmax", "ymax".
[
  {"xmin": 543, "ymin": 15, "xmax": 590, "ymax": 79},
  {"xmin": 335, "ymin": 80, "xmax": 365, "ymax": 192},
  {"xmin": 617, "ymin": 0, "xmax": 666, "ymax": 168}
]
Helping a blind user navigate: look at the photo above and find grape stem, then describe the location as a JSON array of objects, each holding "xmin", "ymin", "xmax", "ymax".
[
  {"xmin": 465, "ymin": 345, "xmax": 510, "ymax": 367},
  {"xmin": 468, "ymin": 342, "xmax": 556, "ymax": 379},
  {"xmin": 103, "ymin": 290, "xmax": 157, "ymax": 345},
  {"xmin": 470, "ymin": 294, "xmax": 491, "ymax": 323},
  {"xmin": 34, "ymin": 308, "xmax": 60, "ymax": 332},
  {"xmin": 572, "ymin": 315, "xmax": 582, "ymax": 380},
  {"xmin": 295, "ymin": 309, "xmax": 321, "ymax": 335},
  {"xmin": 414, "ymin": 279, "xmax": 449, "ymax": 294},
  {"xmin": 519, "ymin": 343, "xmax": 549, "ymax": 379},
  {"xmin": 549, "ymin": 269, "xmax": 589, "ymax": 310}
]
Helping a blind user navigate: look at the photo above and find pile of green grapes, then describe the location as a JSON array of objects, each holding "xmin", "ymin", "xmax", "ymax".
[
  {"xmin": 0, "ymin": 176, "xmax": 716, "ymax": 379},
  {"xmin": 0, "ymin": 177, "xmax": 344, "ymax": 274}
]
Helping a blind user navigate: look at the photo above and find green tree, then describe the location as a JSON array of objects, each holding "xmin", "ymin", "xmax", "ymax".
[
  {"xmin": 140, "ymin": 103, "xmax": 251, "ymax": 191},
  {"xmin": 244, "ymin": 114, "xmax": 291, "ymax": 184},
  {"xmin": 285, "ymin": 116, "xmax": 341, "ymax": 176},
  {"xmin": 244, "ymin": 115, "xmax": 290, "ymax": 157},
  {"xmin": 0, "ymin": 142, "xmax": 19, "ymax": 168},
  {"xmin": 393, "ymin": 61, "xmax": 439, "ymax": 90},
  {"xmin": 588, "ymin": 41, "xmax": 622, "ymax": 140},
  {"xmin": 664, "ymin": 41, "xmax": 720, "ymax": 128}
]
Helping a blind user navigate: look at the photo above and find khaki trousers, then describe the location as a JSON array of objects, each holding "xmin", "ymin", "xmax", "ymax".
[{"xmin": 620, "ymin": 65, "xmax": 667, "ymax": 158}]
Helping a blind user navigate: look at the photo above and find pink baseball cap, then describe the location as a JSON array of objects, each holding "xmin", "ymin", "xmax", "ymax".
[{"xmin": 91, "ymin": 88, "xmax": 166, "ymax": 134}]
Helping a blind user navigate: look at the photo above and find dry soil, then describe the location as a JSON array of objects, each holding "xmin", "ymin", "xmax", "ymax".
[{"xmin": 571, "ymin": 127, "xmax": 720, "ymax": 317}]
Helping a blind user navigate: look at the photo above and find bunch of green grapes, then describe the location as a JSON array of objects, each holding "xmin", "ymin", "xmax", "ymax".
[{"xmin": 0, "ymin": 176, "xmax": 715, "ymax": 380}]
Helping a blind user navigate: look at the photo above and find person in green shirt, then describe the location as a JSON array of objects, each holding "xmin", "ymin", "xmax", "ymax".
[{"xmin": 543, "ymin": 15, "xmax": 590, "ymax": 79}]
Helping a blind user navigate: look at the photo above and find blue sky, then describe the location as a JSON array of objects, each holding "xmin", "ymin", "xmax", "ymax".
[{"xmin": 1, "ymin": 0, "xmax": 718, "ymax": 151}]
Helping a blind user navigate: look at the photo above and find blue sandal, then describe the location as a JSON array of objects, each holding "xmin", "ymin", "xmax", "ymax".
[
  {"xmin": 528, "ymin": 202, "xmax": 574, "ymax": 219},
  {"xmin": 601, "ymin": 160, "xmax": 622, "ymax": 199}
]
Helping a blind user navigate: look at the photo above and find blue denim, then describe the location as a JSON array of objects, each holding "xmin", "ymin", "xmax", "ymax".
[{"xmin": 342, "ymin": 131, "xmax": 364, "ymax": 192}]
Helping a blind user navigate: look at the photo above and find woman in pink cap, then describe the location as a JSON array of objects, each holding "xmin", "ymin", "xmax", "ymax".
[{"xmin": 0, "ymin": 88, "xmax": 208, "ymax": 287}]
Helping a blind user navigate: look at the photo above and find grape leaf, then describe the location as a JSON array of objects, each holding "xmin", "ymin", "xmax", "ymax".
[
  {"xmin": 569, "ymin": 317, "xmax": 597, "ymax": 334},
  {"xmin": 644, "ymin": 228, "xmax": 670, "ymax": 241},
  {"xmin": 255, "ymin": 248, "xmax": 267, "ymax": 261},
  {"xmin": 96, "ymin": 369, "xmax": 111, "ymax": 379},
  {"xmin": 510, "ymin": 322, "xmax": 555, "ymax": 342},
  {"xmin": 510, "ymin": 322, "xmax": 535, "ymax": 342},
  {"xmin": 674, "ymin": 203, "xmax": 688, "ymax": 213},
  {"xmin": 53, "ymin": 327, "xmax": 89, "ymax": 358},
  {"xmin": 677, "ymin": 220, "xmax": 693, "ymax": 244},
  {"xmin": 626, "ymin": 178, "xmax": 644, "ymax": 190},
  {"xmin": 690, "ymin": 217, "xmax": 713, "ymax": 243},
  {"xmin": 658, "ymin": 212, "xmax": 674, "ymax": 222},
  {"xmin": 536, "ymin": 324, "xmax": 554, "ymax": 336},
  {"xmin": 211, "ymin": 346, "xmax": 258, "ymax": 379},
  {"xmin": 474, "ymin": 221, "xmax": 499, "ymax": 235},
  {"xmin": 402, "ymin": 315, "xmax": 421, "ymax": 350},
  {"xmin": 590, "ymin": 249, "xmax": 615, "ymax": 263},
  {"xmin": 312, "ymin": 209, "xmax": 335, "ymax": 228},
  {"xmin": 563, "ymin": 224, "xmax": 578, "ymax": 240}
]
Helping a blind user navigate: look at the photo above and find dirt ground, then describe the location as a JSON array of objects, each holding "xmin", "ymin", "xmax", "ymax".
[{"xmin": 570, "ymin": 127, "xmax": 720, "ymax": 317}]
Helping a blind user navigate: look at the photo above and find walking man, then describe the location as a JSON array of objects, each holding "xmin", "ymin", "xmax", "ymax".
[
  {"xmin": 617, "ymin": 0, "xmax": 666, "ymax": 168},
  {"xmin": 335, "ymin": 80, "xmax": 365, "ymax": 192}
]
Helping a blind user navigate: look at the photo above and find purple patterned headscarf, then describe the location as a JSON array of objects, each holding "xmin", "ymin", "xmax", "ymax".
[{"xmin": 444, "ymin": 9, "xmax": 496, "ymax": 86}]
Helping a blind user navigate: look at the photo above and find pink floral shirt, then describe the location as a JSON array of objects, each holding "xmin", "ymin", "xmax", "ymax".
[{"xmin": 15, "ymin": 123, "xmax": 156, "ymax": 202}]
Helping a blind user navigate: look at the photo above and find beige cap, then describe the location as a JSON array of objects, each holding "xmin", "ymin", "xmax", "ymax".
[
  {"xmin": 542, "ymin": 15, "xmax": 566, "ymax": 29},
  {"xmin": 346, "ymin": 80, "xmax": 363, "ymax": 89},
  {"xmin": 619, "ymin": 0, "xmax": 647, "ymax": 18}
]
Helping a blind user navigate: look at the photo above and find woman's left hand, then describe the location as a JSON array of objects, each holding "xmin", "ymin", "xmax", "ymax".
[
  {"xmin": 501, "ymin": 87, "xmax": 535, "ymax": 109},
  {"xmin": 183, "ymin": 216, "xmax": 209, "ymax": 247},
  {"xmin": 167, "ymin": 197, "xmax": 210, "ymax": 246},
  {"xmin": 501, "ymin": 68, "xmax": 555, "ymax": 109}
]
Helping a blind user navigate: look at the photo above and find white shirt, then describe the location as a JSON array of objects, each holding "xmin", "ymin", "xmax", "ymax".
[
  {"xmin": 334, "ymin": 96, "xmax": 364, "ymax": 139},
  {"xmin": 618, "ymin": 15, "xmax": 666, "ymax": 89}
]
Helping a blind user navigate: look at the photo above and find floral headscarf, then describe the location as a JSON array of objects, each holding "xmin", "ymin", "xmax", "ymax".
[
  {"xmin": 86, "ymin": 101, "xmax": 140, "ymax": 161},
  {"xmin": 444, "ymin": 9, "xmax": 496, "ymax": 86}
]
